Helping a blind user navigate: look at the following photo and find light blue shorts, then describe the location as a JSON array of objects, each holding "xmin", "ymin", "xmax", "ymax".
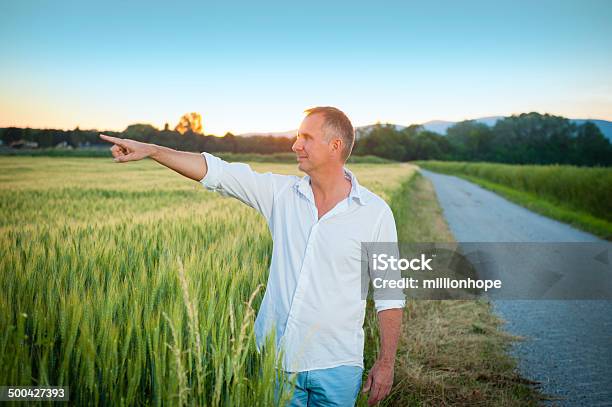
[{"xmin": 275, "ymin": 365, "xmax": 364, "ymax": 406}]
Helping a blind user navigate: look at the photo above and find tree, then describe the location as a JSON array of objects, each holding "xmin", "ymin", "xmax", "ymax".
[
  {"xmin": 572, "ymin": 122, "xmax": 612, "ymax": 166},
  {"xmin": 353, "ymin": 123, "xmax": 407, "ymax": 161},
  {"xmin": 446, "ymin": 121, "xmax": 494, "ymax": 161},
  {"xmin": 412, "ymin": 131, "xmax": 451, "ymax": 160},
  {"xmin": 491, "ymin": 113, "xmax": 575, "ymax": 164},
  {"xmin": 175, "ymin": 112, "xmax": 203, "ymax": 135},
  {"xmin": 122, "ymin": 124, "xmax": 158, "ymax": 142}
]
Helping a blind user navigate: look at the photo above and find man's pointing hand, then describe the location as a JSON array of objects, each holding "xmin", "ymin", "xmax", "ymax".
[{"xmin": 99, "ymin": 134, "xmax": 156, "ymax": 163}]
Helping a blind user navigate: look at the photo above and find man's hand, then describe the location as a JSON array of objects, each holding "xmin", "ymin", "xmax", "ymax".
[
  {"xmin": 362, "ymin": 358, "xmax": 394, "ymax": 406},
  {"xmin": 99, "ymin": 134, "xmax": 156, "ymax": 163},
  {"xmin": 362, "ymin": 308, "xmax": 403, "ymax": 405}
]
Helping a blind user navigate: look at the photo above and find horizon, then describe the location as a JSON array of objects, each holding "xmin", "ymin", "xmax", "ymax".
[
  {"xmin": 2, "ymin": 112, "xmax": 610, "ymax": 136},
  {"xmin": 1, "ymin": 0, "xmax": 611, "ymax": 134}
]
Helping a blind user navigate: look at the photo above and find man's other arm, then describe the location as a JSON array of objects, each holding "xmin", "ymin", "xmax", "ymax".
[
  {"xmin": 363, "ymin": 203, "xmax": 405, "ymax": 405},
  {"xmin": 378, "ymin": 308, "xmax": 403, "ymax": 365},
  {"xmin": 362, "ymin": 308, "xmax": 402, "ymax": 405}
]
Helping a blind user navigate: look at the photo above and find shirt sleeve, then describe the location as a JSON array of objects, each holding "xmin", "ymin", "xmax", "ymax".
[
  {"xmin": 371, "ymin": 204, "xmax": 406, "ymax": 313},
  {"xmin": 199, "ymin": 152, "xmax": 293, "ymax": 222}
]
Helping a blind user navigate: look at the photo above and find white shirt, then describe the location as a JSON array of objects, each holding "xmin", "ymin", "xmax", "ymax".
[{"xmin": 200, "ymin": 152, "xmax": 405, "ymax": 372}]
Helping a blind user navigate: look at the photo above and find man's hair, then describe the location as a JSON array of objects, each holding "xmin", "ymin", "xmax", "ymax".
[{"xmin": 304, "ymin": 106, "xmax": 355, "ymax": 161}]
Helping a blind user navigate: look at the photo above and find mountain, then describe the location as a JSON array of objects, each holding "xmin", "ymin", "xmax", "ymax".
[
  {"xmin": 569, "ymin": 119, "xmax": 612, "ymax": 141},
  {"xmin": 418, "ymin": 120, "xmax": 454, "ymax": 135},
  {"xmin": 420, "ymin": 116, "xmax": 612, "ymax": 142},
  {"xmin": 421, "ymin": 116, "xmax": 504, "ymax": 134},
  {"xmin": 238, "ymin": 117, "xmax": 612, "ymax": 142}
]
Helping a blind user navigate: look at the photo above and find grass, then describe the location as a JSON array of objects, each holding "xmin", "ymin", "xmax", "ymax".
[
  {"xmin": 0, "ymin": 157, "xmax": 541, "ymax": 406},
  {"xmin": 415, "ymin": 160, "xmax": 612, "ymax": 241}
]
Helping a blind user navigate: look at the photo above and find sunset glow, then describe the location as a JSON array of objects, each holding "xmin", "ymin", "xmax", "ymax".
[{"xmin": 1, "ymin": 1, "xmax": 610, "ymax": 135}]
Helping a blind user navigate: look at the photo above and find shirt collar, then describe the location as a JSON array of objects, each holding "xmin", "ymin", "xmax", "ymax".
[{"xmin": 294, "ymin": 167, "xmax": 367, "ymax": 206}]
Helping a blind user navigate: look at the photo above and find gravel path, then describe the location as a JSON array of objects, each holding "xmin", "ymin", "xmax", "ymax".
[{"xmin": 418, "ymin": 168, "xmax": 612, "ymax": 406}]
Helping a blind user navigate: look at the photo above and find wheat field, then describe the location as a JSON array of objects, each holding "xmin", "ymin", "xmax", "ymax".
[{"xmin": 0, "ymin": 157, "xmax": 415, "ymax": 406}]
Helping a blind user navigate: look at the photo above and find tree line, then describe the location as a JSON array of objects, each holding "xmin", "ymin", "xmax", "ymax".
[
  {"xmin": 0, "ymin": 124, "xmax": 293, "ymax": 155},
  {"xmin": 353, "ymin": 112, "xmax": 611, "ymax": 166},
  {"xmin": 1, "ymin": 112, "xmax": 610, "ymax": 166}
]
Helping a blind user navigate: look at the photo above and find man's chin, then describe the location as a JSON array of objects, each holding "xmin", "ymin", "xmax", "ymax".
[{"xmin": 297, "ymin": 161, "xmax": 310, "ymax": 173}]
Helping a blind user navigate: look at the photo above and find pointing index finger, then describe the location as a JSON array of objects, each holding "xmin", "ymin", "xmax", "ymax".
[{"xmin": 99, "ymin": 134, "xmax": 125, "ymax": 146}]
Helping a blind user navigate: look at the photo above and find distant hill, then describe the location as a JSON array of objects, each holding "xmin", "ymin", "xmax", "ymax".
[
  {"xmin": 238, "ymin": 116, "xmax": 612, "ymax": 142},
  {"xmin": 421, "ymin": 116, "xmax": 504, "ymax": 134},
  {"xmin": 420, "ymin": 117, "xmax": 612, "ymax": 142},
  {"xmin": 569, "ymin": 119, "xmax": 612, "ymax": 142}
]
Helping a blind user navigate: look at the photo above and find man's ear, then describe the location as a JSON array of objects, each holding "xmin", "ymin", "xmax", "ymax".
[{"xmin": 332, "ymin": 138, "xmax": 343, "ymax": 154}]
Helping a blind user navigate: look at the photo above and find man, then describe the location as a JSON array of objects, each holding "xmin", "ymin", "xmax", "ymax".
[{"xmin": 99, "ymin": 106, "xmax": 405, "ymax": 406}]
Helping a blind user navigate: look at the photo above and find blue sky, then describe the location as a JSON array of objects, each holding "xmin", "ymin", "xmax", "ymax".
[{"xmin": 1, "ymin": 0, "xmax": 611, "ymax": 135}]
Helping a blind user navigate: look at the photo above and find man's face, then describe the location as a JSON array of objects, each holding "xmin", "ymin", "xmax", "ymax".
[{"xmin": 292, "ymin": 113, "xmax": 339, "ymax": 173}]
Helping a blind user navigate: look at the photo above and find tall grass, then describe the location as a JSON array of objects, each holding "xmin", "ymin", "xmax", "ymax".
[
  {"xmin": 415, "ymin": 161, "xmax": 612, "ymax": 240},
  {"xmin": 0, "ymin": 157, "xmax": 412, "ymax": 405},
  {"xmin": 416, "ymin": 161, "xmax": 612, "ymax": 222},
  {"xmin": 1, "ymin": 217, "xmax": 286, "ymax": 405}
]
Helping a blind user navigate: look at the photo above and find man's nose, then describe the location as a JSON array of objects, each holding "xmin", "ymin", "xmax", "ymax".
[{"xmin": 292, "ymin": 139, "xmax": 303, "ymax": 152}]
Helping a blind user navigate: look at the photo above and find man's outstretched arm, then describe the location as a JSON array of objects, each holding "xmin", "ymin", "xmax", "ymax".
[
  {"xmin": 362, "ymin": 308, "xmax": 403, "ymax": 406},
  {"xmin": 99, "ymin": 134, "xmax": 207, "ymax": 181},
  {"xmin": 99, "ymin": 133, "xmax": 289, "ymax": 221}
]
